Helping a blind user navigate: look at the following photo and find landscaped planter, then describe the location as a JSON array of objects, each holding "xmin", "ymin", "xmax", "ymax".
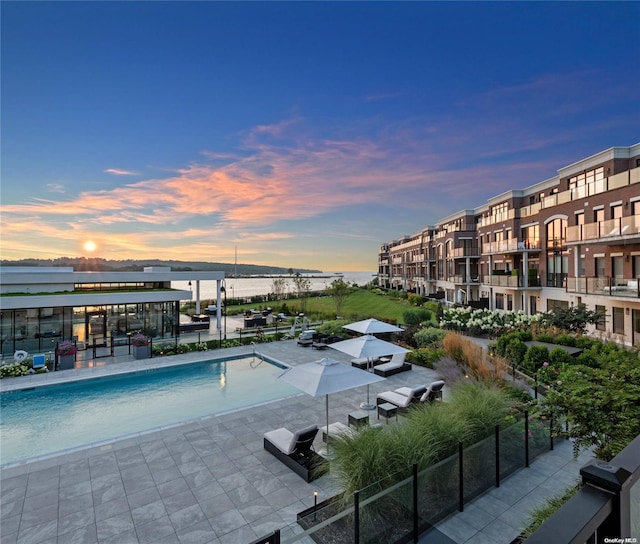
[
  {"xmin": 133, "ymin": 344, "xmax": 150, "ymax": 360},
  {"xmin": 57, "ymin": 354, "xmax": 75, "ymax": 370}
]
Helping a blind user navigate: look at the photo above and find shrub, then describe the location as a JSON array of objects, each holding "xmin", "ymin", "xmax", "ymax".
[
  {"xmin": 403, "ymin": 308, "xmax": 433, "ymax": 326},
  {"xmin": 413, "ymin": 327, "xmax": 446, "ymax": 348},
  {"xmin": 554, "ymin": 334, "xmax": 576, "ymax": 347},
  {"xmin": 316, "ymin": 319, "xmax": 350, "ymax": 338},
  {"xmin": 535, "ymin": 332, "xmax": 555, "ymax": 343},
  {"xmin": 504, "ymin": 338, "xmax": 527, "ymax": 366},
  {"xmin": 522, "ymin": 345, "xmax": 549, "ymax": 373},
  {"xmin": 407, "ymin": 347, "xmax": 445, "ymax": 368},
  {"xmin": 548, "ymin": 347, "xmax": 573, "ymax": 367},
  {"xmin": 0, "ymin": 362, "xmax": 30, "ymax": 378}
]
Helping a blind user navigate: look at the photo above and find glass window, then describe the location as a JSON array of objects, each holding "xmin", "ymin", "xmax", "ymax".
[
  {"xmin": 611, "ymin": 205, "xmax": 623, "ymax": 220},
  {"xmin": 495, "ymin": 293, "xmax": 504, "ymax": 310},
  {"xmin": 594, "ymin": 208, "xmax": 604, "ymax": 223},
  {"xmin": 595, "ymin": 305, "xmax": 606, "ymax": 332},
  {"xmin": 612, "ymin": 256, "xmax": 624, "ymax": 279},
  {"xmin": 595, "ymin": 257, "xmax": 606, "ymax": 278},
  {"xmin": 613, "ymin": 307, "xmax": 624, "ymax": 335}
]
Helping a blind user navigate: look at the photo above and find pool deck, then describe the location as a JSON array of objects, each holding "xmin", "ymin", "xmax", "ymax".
[{"xmin": 1, "ymin": 337, "xmax": 590, "ymax": 544}]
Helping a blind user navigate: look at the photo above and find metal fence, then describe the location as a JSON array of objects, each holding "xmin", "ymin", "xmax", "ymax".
[{"xmin": 255, "ymin": 412, "xmax": 553, "ymax": 544}]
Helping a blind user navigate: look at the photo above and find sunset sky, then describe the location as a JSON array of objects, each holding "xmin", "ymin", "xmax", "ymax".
[{"xmin": 2, "ymin": 1, "xmax": 639, "ymax": 272}]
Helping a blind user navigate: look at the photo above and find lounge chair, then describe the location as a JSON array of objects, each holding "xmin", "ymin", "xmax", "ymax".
[
  {"xmin": 420, "ymin": 380, "xmax": 445, "ymax": 403},
  {"xmin": 373, "ymin": 352, "xmax": 412, "ymax": 377},
  {"xmin": 263, "ymin": 425, "xmax": 322, "ymax": 482},
  {"xmin": 32, "ymin": 354, "xmax": 46, "ymax": 371},
  {"xmin": 376, "ymin": 384, "xmax": 427, "ymax": 409},
  {"xmin": 351, "ymin": 357, "xmax": 379, "ymax": 369},
  {"xmin": 322, "ymin": 421, "xmax": 354, "ymax": 443}
]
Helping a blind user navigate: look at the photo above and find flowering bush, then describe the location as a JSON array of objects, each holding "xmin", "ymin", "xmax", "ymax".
[
  {"xmin": 440, "ymin": 307, "xmax": 540, "ymax": 336},
  {"xmin": 0, "ymin": 362, "xmax": 30, "ymax": 378},
  {"xmin": 131, "ymin": 334, "xmax": 149, "ymax": 347},
  {"xmin": 197, "ymin": 342, "xmax": 209, "ymax": 351},
  {"xmin": 56, "ymin": 340, "xmax": 78, "ymax": 356}
]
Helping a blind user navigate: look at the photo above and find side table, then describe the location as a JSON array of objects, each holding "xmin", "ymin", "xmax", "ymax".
[{"xmin": 377, "ymin": 402, "xmax": 398, "ymax": 424}]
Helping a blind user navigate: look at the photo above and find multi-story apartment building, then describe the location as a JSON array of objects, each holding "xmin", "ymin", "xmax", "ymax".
[{"xmin": 378, "ymin": 143, "xmax": 640, "ymax": 347}]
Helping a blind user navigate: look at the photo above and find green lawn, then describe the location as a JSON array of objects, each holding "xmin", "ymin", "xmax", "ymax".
[{"xmin": 230, "ymin": 288, "xmax": 411, "ymax": 324}]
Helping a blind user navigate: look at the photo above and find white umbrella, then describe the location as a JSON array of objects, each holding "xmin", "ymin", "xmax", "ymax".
[
  {"xmin": 330, "ymin": 335, "xmax": 411, "ymax": 409},
  {"xmin": 330, "ymin": 334, "xmax": 410, "ymax": 360},
  {"xmin": 278, "ymin": 358, "xmax": 385, "ymax": 442},
  {"xmin": 343, "ymin": 318, "xmax": 404, "ymax": 335}
]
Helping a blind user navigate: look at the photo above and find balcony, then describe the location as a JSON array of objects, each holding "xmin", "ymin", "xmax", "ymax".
[
  {"xmin": 450, "ymin": 246, "xmax": 480, "ymax": 258},
  {"xmin": 518, "ymin": 167, "xmax": 639, "ymax": 218},
  {"xmin": 566, "ymin": 214, "xmax": 640, "ymax": 243},
  {"xmin": 482, "ymin": 238, "xmax": 540, "ymax": 255},
  {"xmin": 566, "ymin": 276, "xmax": 640, "ymax": 298},
  {"xmin": 478, "ymin": 208, "xmax": 517, "ymax": 227}
]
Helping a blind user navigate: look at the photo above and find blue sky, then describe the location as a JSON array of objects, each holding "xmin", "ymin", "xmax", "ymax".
[{"xmin": 2, "ymin": 1, "xmax": 639, "ymax": 271}]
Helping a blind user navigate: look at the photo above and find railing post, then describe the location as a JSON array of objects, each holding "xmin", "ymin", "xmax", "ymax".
[
  {"xmin": 495, "ymin": 424, "xmax": 500, "ymax": 487},
  {"xmin": 458, "ymin": 442, "xmax": 464, "ymax": 512},
  {"xmin": 274, "ymin": 528, "xmax": 280, "ymax": 544},
  {"xmin": 413, "ymin": 464, "xmax": 418, "ymax": 543},
  {"xmin": 525, "ymin": 411, "xmax": 530, "ymax": 468},
  {"xmin": 580, "ymin": 460, "xmax": 633, "ymax": 540},
  {"xmin": 354, "ymin": 490, "xmax": 360, "ymax": 544},
  {"xmin": 550, "ymin": 415, "xmax": 554, "ymax": 451}
]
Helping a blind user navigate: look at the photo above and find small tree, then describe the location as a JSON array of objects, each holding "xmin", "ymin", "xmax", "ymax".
[
  {"xmin": 539, "ymin": 303, "xmax": 604, "ymax": 334},
  {"xmin": 326, "ymin": 278, "xmax": 353, "ymax": 316},
  {"xmin": 270, "ymin": 277, "xmax": 288, "ymax": 301},
  {"xmin": 291, "ymin": 273, "xmax": 312, "ymax": 314}
]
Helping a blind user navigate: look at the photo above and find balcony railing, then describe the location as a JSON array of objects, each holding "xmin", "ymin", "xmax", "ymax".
[
  {"xmin": 450, "ymin": 246, "xmax": 480, "ymax": 258},
  {"xmin": 566, "ymin": 276, "xmax": 640, "ymax": 298},
  {"xmin": 519, "ymin": 167, "xmax": 639, "ymax": 218},
  {"xmin": 566, "ymin": 215, "xmax": 640, "ymax": 243},
  {"xmin": 482, "ymin": 238, "xmax": 540, "ymax": 255},
  {"xmin": 478, "ymin": 208, "xmax": 517, "ymax": 227}
]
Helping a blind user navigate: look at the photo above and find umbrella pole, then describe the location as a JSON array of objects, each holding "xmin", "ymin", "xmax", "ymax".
[
  {"xmin": 359, "ymin": 357, "xmax": 377, "ymax": 410},
  {"xmin": 326, "ymin": 394, "xmax": 329, "ymax": 442}
]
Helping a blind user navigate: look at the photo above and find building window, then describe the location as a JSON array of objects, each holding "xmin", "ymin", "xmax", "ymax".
[
  {"xmin": 613, "ymin": 307, "xmax": 624, "ymax": 335},
  {"xmin": 612, "ymin": 256, "xmax": 624, "ymax": 279},
  {"xmin": 611, "ymin": 204, "xmax": 622, "ymax": 220},
  {"xmin": 595, "ymin": 257, "xmax": 606, "ymax": 278},
  {"xmin": 495, "ymin": 293, "xmax": 504, "ymax": 310},
  {"xmin": 594, "ymin": 208, "xmax": 604, "ymax": 223},
  {"xmin": 595, "ymin": 305, "xmax": 606, "ymax": 332}
]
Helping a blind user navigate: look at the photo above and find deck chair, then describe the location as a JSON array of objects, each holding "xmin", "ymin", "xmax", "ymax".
[
  {"xmin": 373, "ymin": 352, "xmax": 412, "ymax": 377},
  {"xmin": 376, "ymin": 384, "xmax": 427, "ymax": 409},
  {"xmin": 264, "ymin": 425, "xmax": 322, "ymax": 482},
  {"xmin": 32, "ymin": 354, "xmax": 46, "ymax": 371},
  {"xmin": 419, "ymin": 380, "xmax": 445, "ymax": 403}
]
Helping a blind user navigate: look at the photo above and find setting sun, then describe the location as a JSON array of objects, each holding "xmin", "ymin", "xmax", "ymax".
[{"xmin": 83, "ymin": 240, "xmax": 97, "ymax": 252}]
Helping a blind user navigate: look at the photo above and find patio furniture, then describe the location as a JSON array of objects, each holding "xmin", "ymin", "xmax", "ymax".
[
  {"xmin": 377, "ymin": 402, "xmax": 398, "ymax": 424},
  {"xmin": 263, "ymin": 425, "xmax": 322, "ymax": 482},
  {"xmin": 373, "ymin": 352, "xmax": 412, "ymax": 377},
  {"xmin": 348, "ymin": 410, "xmax": 370, "ymax": 427},
  {"xmin": 420, "ymin": 380, "xmax": 445, "ymax": 403},
  {"xmin": 376, "ymin": 384, "xmax": 427, "ymax": 409},
  {"xmin": 32, "ymin": 354, "xmax": 46, "ymax": 371},
  {"xmin": 322, "ymin": 422, "xmax": 353, "ymax": 443}
]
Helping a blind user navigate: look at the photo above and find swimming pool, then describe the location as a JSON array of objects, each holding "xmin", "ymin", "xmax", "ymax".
[{"xmin": 0, "ymin": 355, "xmax": 299, "ymax": 465}]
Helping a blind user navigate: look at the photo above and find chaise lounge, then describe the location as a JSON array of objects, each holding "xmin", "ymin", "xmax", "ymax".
[
  {"xmin": 373, "ymin": 352, "xmax": 412, "ymax": 377},
  {"xmin": 263, "ymin": 425, "xmax": 322, "ymax": 482},
  {"xmin": 376, "ymin": 380, "xmax": 445, "ymax": 409}
]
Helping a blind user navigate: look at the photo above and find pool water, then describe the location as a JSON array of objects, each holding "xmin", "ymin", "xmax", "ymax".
[{"xmin": 0, "ymin": 356, "xmax": 298, "ymax": 465}]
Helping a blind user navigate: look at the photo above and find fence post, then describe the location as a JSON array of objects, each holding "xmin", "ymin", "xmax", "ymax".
[
  {"xmin": 413, "ymin": 464, "xmax": 418, "ymax": 543},
  {"xmin": 354, "ymin": 490, "xmax": 360, "ymax": 544},
  {"xmin": 580, "ymin": 460, "xmax": 633, "ymax": 539},
  {"xmin": 458, "ymin": 442, "xmax": 464, "ymax": 512},
  {"xmin": 495, "ymin": 424, "xmax": 500, "ymax": 487},
  {"xmin": 525, "ymin": 411, "xmax": 530, "ymax": 468},
  {"xmin": 550, "ymin": 414, "xmax": 554, "ymax": 451},
  {"xmin": 274, "ymin": 528, "xmax": 281, "ymax": 544}
]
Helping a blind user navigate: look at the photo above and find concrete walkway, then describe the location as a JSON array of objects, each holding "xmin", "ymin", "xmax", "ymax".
[{"xmin": 1, "ymin": 338, "xmax": 591, "ymax": 544}]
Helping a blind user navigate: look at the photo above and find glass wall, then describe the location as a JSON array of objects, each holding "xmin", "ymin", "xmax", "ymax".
[{"xmin": 1, "ymin": 301, "xmax": 179, "ymax": 357}]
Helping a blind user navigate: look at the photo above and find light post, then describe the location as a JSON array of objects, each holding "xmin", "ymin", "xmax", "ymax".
[{"xmin": 220, "ymin": 282, "xmax": 227, "ymax": 340}]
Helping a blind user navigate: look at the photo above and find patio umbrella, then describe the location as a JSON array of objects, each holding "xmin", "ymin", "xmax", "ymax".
[
  {"xmin": 343, "ymin": 318, "xmax": 404, "ymax": 335},
  {"xmin": 277, "ymin": 358, "xmax": 385, "ymax": 443},
  {"xmin": 330, "ymin": 335, "xmax": 411, "ymax": 409}
]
